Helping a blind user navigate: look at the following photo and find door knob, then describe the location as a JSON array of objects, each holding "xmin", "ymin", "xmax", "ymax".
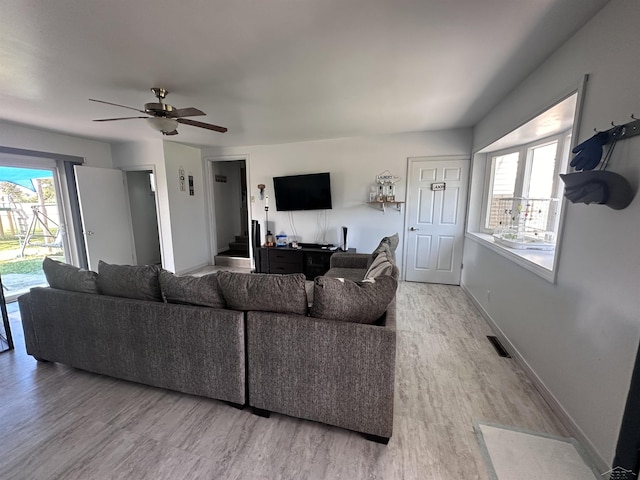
[{"xmin": 409, "ymin": 227, "xmax": 419, "ymax": 231}]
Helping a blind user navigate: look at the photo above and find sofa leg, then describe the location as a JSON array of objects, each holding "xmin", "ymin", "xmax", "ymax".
[
  {"xmin": 252, "ymin": 407, "xmax": 271, "ymax": 418},
  {"xmin": 363, "ymin": 433, "xmax": 390, "ymax": 445},
  {"xmin": 225, "ymin": 401, "xmax": 246, "ymax": 410}
]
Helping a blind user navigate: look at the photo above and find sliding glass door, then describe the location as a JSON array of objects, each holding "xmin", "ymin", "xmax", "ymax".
[
  {"xmin": 0, "ymin": 161, "xmax": 69, "ymax": 303},
  {"xmin": 0, "ymin": 274, "xmax": 12, "ymax": 352}
]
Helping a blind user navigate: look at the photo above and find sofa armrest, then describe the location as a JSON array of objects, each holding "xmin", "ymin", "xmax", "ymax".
[
  {"xmin": 329, "ymin": 252, "xmax": 371, "ymax": 269},
  {"xmin": 247, "ymin": 311, "xmax": 396, "ymax": 438},
  {"xmin": 18, "ymin": 291, "xmax": 41, "ymax": 358}
]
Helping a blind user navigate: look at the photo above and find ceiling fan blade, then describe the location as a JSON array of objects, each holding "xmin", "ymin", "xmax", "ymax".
[
  {"xmin": 89, "ymin": 98, "xmax": 147, "ymax": 114},
  {"xmin": 176, "ymin": 118, "xmax": 227, "ymax": 133},
  {"xmin": 169, "ymin": 107, "xmax": 206, "ymax": 118},
  {"xmin": 93, "ymin": 116, "xmax": 148, "ymax": 122}
]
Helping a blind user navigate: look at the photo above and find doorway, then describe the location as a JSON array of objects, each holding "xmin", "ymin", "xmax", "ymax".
[
  {"xmin": 0, "ymin": 163, "xmax": 69, "ymax": 301},
  {"xmin": 125, "ymin": 170, "xmax": 161, "ymax": 266},
  {"xmin": 210, "ymin": 159, "xmax": 250, "ymax": 260},
  {"xmin": 403, "ymin": 156, "xmax": 470, "ymax": 285}
]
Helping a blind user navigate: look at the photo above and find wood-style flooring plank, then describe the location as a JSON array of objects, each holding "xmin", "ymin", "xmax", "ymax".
[{"xmin": 0, "ymin": 282, "xmax": 569, "ymax": 479}]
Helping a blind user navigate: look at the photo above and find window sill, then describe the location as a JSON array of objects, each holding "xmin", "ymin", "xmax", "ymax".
[{"xmin": 465, "ymin": 232, "xmax": 557, "ymax": 283}]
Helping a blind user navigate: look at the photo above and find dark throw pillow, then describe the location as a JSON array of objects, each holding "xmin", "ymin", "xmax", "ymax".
[
  {"xmin": 97, "ymin": 260, "xmax": 162, "ymax": 301},
  {"xmin": 217, "ymin": 271, "xmax": 308, "ymax": 315},
  {"xmin": 42, "ymin": 257, "xmax": 99, "ymax": 294},
  {"xmin": 310, "ymin": 275, "xmax": 397, "ymax": 324},
  {"xmin": 159, "ymin": 269, "xmax": 225, "ymax": 309}
]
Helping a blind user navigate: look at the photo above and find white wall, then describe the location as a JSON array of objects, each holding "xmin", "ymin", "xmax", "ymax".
[
  {"xmin": 212, "ymin": 161, "xmax": 243, "ymax": 251},
  {"xmin": 203, "ymin": 129, "xmax": 472, "ymax": 271},
  {"xmin": 126, "ymin": 170, "xmax": 161, "ymax": 266},
  {"xmin": 162, "ymin": 141, "xmax": 210, "ymax": 273},
  {"xmin": 0, "ymin": 121, "xmax": 113, "ymax": 168},
  {"xmin": 464, "ymin": 0, "xmax": 640, "ymax": 466}
]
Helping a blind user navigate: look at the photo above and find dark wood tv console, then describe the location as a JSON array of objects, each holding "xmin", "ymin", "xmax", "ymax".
[{"xmin": 255, "ymin": 246, "xmax": 355, "ymax": 280}]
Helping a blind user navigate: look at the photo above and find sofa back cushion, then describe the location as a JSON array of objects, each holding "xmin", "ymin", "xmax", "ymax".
[
  {"xmin": 217, "ymin": 272, "xmax": 308, "ymax": 315},
  {"xmin": 97, "ymin": 261, "xmax": 162, "ymax": 301},
  {"xmin": 364, "ymin": 252, "xmax": 395, "ymax": 279},
  {"xmin": 42, "ymin": 257, "xmax": 99, "ymax": 294},
  {"xmin": 310, "ymin": 275, "xmax": 397, "ymax": 324},
  {"xmin": 368, "ymin": 233, "xmax": 399, "ymax": 266},
  {"xmin": 159, "ymin": 270, "xmax": 226, "ymax": 309}
]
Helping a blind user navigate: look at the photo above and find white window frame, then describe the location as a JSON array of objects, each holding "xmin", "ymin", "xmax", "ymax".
[
  {"xmin": 465, "ymin": 78, "xmax": 587, "ymax": 283},
  {"xmin": 480, "ymin": 132, "xmax": 570, "ymax": 235}
]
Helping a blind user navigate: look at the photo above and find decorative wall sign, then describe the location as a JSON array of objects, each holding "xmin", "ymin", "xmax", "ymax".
[
  {"xmin": 188, "ymin": 175, "xmax": 194, "ymax": 196},
  {"xmin": 371, "ymin": 170, "xmax": 401, "ymax": 202},
  {"xmin": 376, "ymin": 170, "xmax": 401, "ymax": 184},
  {"xmin": 431, "ymin": 182, "xmax": 446, "ymax": 191},
  {"xmin": 179, "ymin": 166, "xmax": 185, "ymax": 191},
  {"xmin": 215, "ymin": 175, "xmax": 228, "ymax": 183}
]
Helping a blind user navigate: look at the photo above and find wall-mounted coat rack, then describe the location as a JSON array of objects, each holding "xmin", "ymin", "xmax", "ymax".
[
  {"xmin": 595, "ymin": 115, "xmax": 640, "ymax": 142},
  {"xmin": 560, "ymin": 114, "xmax": 638, "ymax": 210},
  {"xmin": 594, "ymin": 114, "xmax": 640, "ymax": 143}
]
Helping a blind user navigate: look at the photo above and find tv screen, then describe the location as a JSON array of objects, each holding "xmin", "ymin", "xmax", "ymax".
[{"xmin": 273, "ymin": 172, "xmax": 332, "ymax": 211}]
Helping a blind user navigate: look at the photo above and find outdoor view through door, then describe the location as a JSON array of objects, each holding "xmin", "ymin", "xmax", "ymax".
[{"xmin": 0, "ymin": 166, "xmax": 66, "ymax": 301}]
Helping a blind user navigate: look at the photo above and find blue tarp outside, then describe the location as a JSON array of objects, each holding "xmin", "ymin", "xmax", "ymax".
[{"xmin": 0, "ymin": 167, "xmax": 53, "ymax": 192}]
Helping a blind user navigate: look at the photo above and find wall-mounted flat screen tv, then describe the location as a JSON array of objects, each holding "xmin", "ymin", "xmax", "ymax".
[{"xmin": 273, "ymin": 172, "xmax": 332, "ymax": 211}]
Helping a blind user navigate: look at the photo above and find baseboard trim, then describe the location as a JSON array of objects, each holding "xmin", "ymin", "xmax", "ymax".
[
  {"xmin": 176, "ymin": 262, "xmax": 211, "ymax": 275},
  {"xmin": 460, "ymin": 283, "xmax": 609, "ymax": 474},
  {"xmin": 214, "ymin": 256, "xmax": 252, "ymax": 268}
]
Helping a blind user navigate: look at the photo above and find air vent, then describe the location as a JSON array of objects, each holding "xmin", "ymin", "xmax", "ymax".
[{"xmin": 487, "ymin": 336, "xmax": 511, "ymax": 358}]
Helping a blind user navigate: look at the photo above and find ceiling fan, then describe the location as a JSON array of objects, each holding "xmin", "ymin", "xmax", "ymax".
[{"xmin": 90, "ymin": 87, "xmax": 227, "ymax": 136}]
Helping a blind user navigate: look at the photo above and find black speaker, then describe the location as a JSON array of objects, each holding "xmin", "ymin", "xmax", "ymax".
[
  {"xmin": 342, "ymin": 226, "xmax": 348, "ymax": 251},
  {"xmin": 251, "ymin": 220, "xmax": 261, "ymax": 249}
]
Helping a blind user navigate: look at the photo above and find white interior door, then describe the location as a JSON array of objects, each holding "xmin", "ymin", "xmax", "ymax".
[
  {"xmin": 75, "ymin": 166, "xmax": 135, "ymax": 270},
  {"xmin": 404, "ymin": 157, "xmax": 469, "ymax": 284}
]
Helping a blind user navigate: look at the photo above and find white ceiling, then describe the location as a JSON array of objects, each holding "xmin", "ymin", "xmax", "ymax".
[{"xmin": 0, "ymin": 0, "xmax": 608, "ymax": 148}]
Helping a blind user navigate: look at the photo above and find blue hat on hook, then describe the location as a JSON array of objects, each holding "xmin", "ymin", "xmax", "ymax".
[{"xmin": 560, "ymin": 171, "xmax": 634, "ymax": 210}]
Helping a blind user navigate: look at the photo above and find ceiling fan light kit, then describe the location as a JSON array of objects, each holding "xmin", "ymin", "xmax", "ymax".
[
  {"xmin": 90, "ymin": 87, "xmax": 227, "ymax": 136},
  {"xmin": 146, "ymin": 117, "xmax": 179, "ymax": 135}
]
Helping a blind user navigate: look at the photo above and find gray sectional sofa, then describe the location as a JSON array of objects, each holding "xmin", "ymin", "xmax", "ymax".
[
  {"xmin": 247, "ymin": 245, "xmax": 399, "ymax": 442},
  {"xmin": 19, "ymin": 287, "xmax": 247, "ymax": 405},
  {"xmin": 18, "ymin": 235, "xmax": 399, "ymax": 442}
]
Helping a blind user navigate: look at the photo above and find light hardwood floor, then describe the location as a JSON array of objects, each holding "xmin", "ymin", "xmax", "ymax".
[{"xmin": 0, "ymin": 282, "xmax": 568, "ymax": 479}]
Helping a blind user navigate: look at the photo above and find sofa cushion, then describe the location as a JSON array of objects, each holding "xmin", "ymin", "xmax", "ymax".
[
  {"xmin": 325, "ymin": 267, "xmax": 368, "ymax": 282},
  {"xmin": 159, "ymin": 270, "xmax": 226, "ymax": 309},
  {"xmin": 310, "ymin": 275, "xmax": 397, "ymax": 324},
  {"xmin": 218, "ymin": 272, "xmax": 308, "ymax": 315},
  {"xmin": 369, "ymin": 233, "xmax": 399, "ymax": 266},
  {"xmin": 364, "ymin": 252, "xmax": 394, "ymax": 279},
  {"xmin": 97, "ymin": 261, "xmax": 162, "ymax": 301},
  {"xmin": 42, "ymin": 257, "xmax": 99, "ymax": 294}
]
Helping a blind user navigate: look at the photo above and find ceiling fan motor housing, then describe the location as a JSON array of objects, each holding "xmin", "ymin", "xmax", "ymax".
[{"xmin": 144, "ymin": 102, "xmax": 175, "ymax": 117}]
